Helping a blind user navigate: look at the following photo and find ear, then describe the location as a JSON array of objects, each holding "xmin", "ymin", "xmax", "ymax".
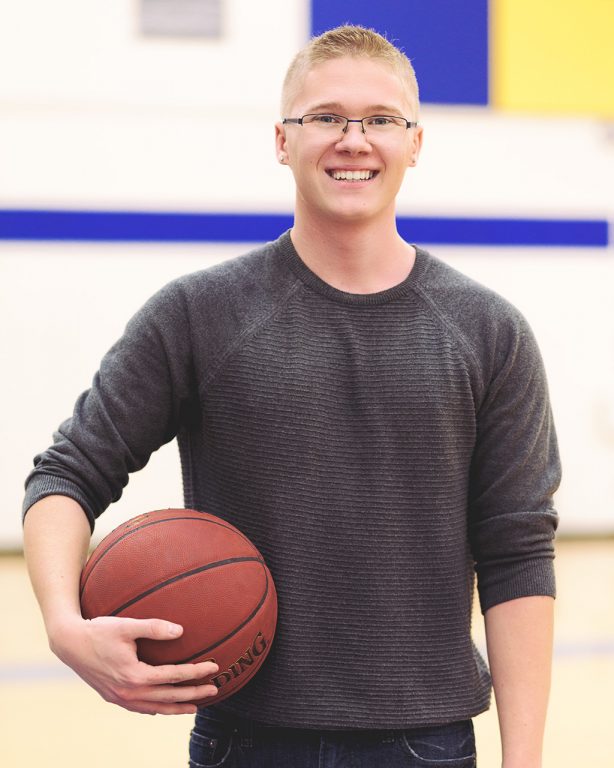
[
  {"xmin": 408, "ymin": 124, "xmax": 424, "ymax": 167},
  {"xmin": 275, "ymin": 122, "xmax": 289, "ymax": 162}
]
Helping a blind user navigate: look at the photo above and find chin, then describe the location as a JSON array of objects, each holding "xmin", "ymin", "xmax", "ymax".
[{"xmin": 326, "ymin": 204, "xmax": 386, "ymax": 224}]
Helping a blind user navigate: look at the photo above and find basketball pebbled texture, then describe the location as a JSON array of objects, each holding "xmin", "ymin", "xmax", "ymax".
[{"xmin": 79, "ymin": 508, "xmax": 277, "ymax": 704}]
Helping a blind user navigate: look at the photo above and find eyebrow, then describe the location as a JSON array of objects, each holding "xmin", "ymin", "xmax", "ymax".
[{"xmin": 305, "ymin": 102, "xmax": 404, "ymax": 116}]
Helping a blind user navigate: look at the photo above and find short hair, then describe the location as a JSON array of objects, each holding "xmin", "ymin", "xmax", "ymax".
[{"xmin": 281, "ymin": 25, "xmax": 420, "ymax": 119}]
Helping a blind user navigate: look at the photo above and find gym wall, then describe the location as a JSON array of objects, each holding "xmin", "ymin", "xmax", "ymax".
[{"xmin": 1, "ymin": 0, "xmax": 613, "ymax": 547}]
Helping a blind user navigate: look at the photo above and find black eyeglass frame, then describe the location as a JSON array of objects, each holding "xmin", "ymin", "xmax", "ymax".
[{"xmin": 282, "ymin": 113, "xmax": 420, "ymax": 133}]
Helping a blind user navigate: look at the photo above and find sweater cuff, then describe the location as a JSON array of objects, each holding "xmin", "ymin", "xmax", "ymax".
[
  {"xmin": 22, "ymin": 474, "xmax": 97, "ymax": 532},
  {"xmin": 477, "ymin": 556, "xmax": 556, "ymax": 614}
]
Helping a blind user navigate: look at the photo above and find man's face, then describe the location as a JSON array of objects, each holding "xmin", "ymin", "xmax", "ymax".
[{"xmin": 276, "ymin": 56, "xmax": 422, "ymax": 227}]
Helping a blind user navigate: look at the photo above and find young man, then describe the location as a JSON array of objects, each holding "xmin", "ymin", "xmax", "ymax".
[{"xmin": 23, "ymin": 26, "xmax": 560, "ymax": 768}]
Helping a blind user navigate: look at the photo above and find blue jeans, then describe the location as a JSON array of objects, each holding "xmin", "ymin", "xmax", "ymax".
[{"xmin": 189, "ymin": 707, "xmax": 477, "ymax": 767}]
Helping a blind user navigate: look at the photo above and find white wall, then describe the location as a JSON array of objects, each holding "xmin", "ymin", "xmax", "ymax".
[{"xmin": 1, "ymin": 0, "xmax": 613, "ymax": 546}]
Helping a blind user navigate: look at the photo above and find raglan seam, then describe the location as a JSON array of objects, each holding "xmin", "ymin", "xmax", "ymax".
[
  {"xmin": 410, "ymin": 281, "xmax": 485, "ymax": 410},
  {"xmin": 198, "ymin": 276, "xmax": 305, "ymax": 397}
]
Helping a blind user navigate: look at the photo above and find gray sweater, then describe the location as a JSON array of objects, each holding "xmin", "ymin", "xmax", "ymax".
[{"xmin": 24, "ymin": 231, "xmax": 560, "ymax": 729}]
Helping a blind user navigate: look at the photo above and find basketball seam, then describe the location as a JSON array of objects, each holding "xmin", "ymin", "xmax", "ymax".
[
  {"xmin": 172, "ymin": 564, "xmax": 272, "ymax": 664},
  {"xmin": 79, "ymin": 513, "xmax": 256, "ymax": 596},
  {"xmin": 105, "ymin": 556, "xmax": 263, "ymax": 616}
]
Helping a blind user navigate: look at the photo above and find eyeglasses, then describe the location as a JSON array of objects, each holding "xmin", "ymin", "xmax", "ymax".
[{"xmin": 282, "ymin": 113, "xmax": 419, "ymax": 135}]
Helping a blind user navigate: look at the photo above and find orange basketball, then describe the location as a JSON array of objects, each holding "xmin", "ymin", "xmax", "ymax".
[{"xmin": 80, "ymin": 508, "xmax": 277, "ymax": 704}]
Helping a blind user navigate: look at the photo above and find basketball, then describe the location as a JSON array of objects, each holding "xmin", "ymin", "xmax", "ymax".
[{"xmin": 79, "ymin": 508, "xmax": 277, "ymax": 704}]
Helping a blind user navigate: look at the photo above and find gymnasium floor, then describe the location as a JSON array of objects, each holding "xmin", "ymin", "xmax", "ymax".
[{"xmin": 1, "ymin": 539, "xmax": 613, "ymax": 767}]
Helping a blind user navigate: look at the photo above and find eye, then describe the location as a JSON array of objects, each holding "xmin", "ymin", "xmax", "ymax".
[
  {"xmin": 310, "ymin": 113, "xmax": 344, "ymax": 125},
  {"xmin": 366, "ymin": 116, "xmax": 396, "ymax": 127}
]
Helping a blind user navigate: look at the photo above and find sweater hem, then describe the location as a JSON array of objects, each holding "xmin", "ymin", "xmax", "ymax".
[{"xmin": 212, "ymin": 697, "xmax": 492, "ymax": 731}]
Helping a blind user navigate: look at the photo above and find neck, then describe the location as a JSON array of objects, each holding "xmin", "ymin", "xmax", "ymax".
[{"xmin": 290, "ymin": 210, "xmax": 416, "ymax": 295}]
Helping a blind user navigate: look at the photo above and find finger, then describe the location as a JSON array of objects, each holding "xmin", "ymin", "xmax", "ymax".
[
  {"xmin": 143, "ymin": 660, "xmax": 219, "ymax": 685},
  {"xmin": 122, "ymin": 699, "xmax": 199, "ymax": 716},
  {"xmin": 147, "ymin": 681, "xmax": 220, "ymax": 704},
  {"xmin": 118, "ymin": 618, "xmax": 183, "ymax": 641},
  {"xmin": 115, "ymin": 681, "xmax": 218, "ymax": 708}
]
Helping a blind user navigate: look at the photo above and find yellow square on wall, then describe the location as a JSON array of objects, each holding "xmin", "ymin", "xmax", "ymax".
[{"xmin": 491, "ymin": 0, "xmax": 614, "ymax": 117}]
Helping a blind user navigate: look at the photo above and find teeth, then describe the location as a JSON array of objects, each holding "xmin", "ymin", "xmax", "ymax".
[{"xmin": 331, "ymin": 170, "xmax": 374, "ymax": 181}]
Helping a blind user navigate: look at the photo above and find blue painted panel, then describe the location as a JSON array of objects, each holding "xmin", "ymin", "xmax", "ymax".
[
  {"xmin": 0, "ymin": 210, "xmax": 608, "ymax": 247},
  {"xmin": 310, "ymin": 0, "xmax": 489, "ymax": 105}
]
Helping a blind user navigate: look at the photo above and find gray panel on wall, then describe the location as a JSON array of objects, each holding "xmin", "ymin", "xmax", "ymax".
[{"xmin": 141, "ymin": 0, "xmax": 222, "ymax": 38}]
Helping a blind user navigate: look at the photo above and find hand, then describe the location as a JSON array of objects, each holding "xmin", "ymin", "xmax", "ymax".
[{"xmin": 50, "ymin": 615, "xmax": 219, "ymax": 715}]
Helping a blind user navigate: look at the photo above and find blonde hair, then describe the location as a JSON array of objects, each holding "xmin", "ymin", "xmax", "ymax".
[{"xmin": 281, "ymin": 25, "xmax": 420, "ymax": 118}]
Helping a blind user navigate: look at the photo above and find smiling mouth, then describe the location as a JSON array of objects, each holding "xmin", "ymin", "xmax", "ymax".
[{"xmin": 327, "ymin": 169, "xmax": 378, "ymax": 181}]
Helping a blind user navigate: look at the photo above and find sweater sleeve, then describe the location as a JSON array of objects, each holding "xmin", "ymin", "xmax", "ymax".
[
  {"xmin": 468, "ymin": 308, "xmax": 561, "ymax": 614},
  {"xmin": 22, "ymin": 281, "xmax": 196, "ymax": 530}
]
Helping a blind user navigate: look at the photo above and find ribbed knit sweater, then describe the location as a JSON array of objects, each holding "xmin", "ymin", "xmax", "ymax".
[{"xmin": 24, "ymin": 231, "xmax": 560, "ymax": 729}]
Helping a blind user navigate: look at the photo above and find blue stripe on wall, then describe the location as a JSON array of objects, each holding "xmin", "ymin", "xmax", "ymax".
[
  {"xmin": 0, "ymin": 210, "xmax": 294, "ymax": 244},
  {"xmin": 310, "ymin": 0, "xmax": 489, "ymax": 106},
  {"xmin": 0, "ymin": 210, "xmax": 609, "ymax": 247}
]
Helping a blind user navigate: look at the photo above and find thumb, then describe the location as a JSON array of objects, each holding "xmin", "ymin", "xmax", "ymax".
[{"xmin": 119, "ymin": 617, "xmax": 184, "ymax": 641}]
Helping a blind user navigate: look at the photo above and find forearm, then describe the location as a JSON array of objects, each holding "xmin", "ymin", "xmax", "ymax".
[
  {"xmin": 22, "ymin": 494, "xmax": 220, "ymax": 714},
  {"xmin": 23, "ymin": 495, "xmax": 91, "ymax": 645},
  {"xmin": 484, "ymin": 595, "xmax": 554, "ymax": 768}
]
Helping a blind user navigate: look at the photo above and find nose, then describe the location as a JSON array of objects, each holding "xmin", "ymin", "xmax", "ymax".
[{"xmin": 335, "ymin": 121, "xmax": 372, "ymax": 153}]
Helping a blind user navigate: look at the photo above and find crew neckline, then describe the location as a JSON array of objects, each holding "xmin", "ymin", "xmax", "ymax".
[{"xmin": 275, "ymin": 229, "xmax": 428, "ymax": 306}]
